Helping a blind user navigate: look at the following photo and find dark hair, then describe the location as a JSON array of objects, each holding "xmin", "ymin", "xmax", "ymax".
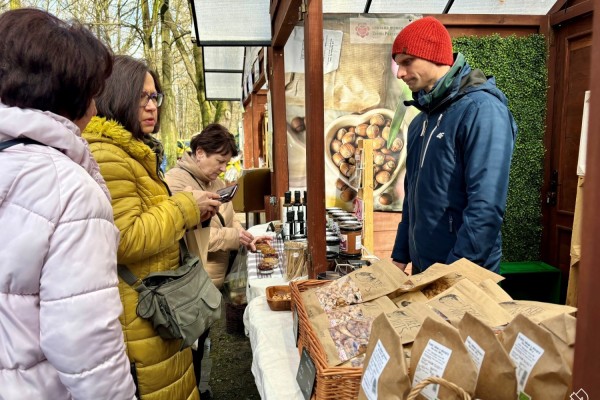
[
  {"xmin": 95, "ymin": 55, "xmax": 162, "ymax": 139},
  {"xmin": 190, "ymin": 123, "xmax": 238, "ymax": 157},
  {"xmin": 0, "ymin": 8, "xmax": 113, "ymax": 121}
]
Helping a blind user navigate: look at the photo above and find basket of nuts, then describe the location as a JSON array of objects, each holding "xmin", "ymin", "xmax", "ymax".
[
  {"xmin": 266, "ymin": 285, "xmax": 292, "ymax": 311},
  {"xmin": 325, "ymin": 108, "xmax": 406, "ymax": 208}
]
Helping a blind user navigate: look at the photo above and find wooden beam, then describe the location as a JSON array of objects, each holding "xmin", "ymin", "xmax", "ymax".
[
  {"xmin": 434, "ymin": 14, "xmax": 545, "ymax": 26},
  {"xmin": 272, "ymin": 0, "xmax": 302, "ymax": 48},
  {"xmin": 304, "ymin": 0, "xmax": 326, "ymax": 278},
  {"xmin": 268, "ymin": 46, "xmax": 290, "ymax": 198},
  {"xmin": 572, "ymin": 0, "xmax": 600, "ymax": 394},
  {"xmin": 550, "ymin": 0, "xmax": 594, "ymax": 26}
]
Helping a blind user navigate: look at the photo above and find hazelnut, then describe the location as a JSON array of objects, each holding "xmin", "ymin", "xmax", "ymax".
[
  {"xmin": 382, "ymin": 160, "xmax": 396, "ymax": 172},
  {"xmin": 366, "ymin": 124, "xmax": 380, "ymax": 139},
  {"xmin": 339, "ymin": 143, "xmax": 355, "ymax": 159},
  {"xmin": 340, "ymin": 186, "xmax": 357, "ymax": 202},
  {"xmin": 373, "ymin": 166, "xmax": 381, "ymax": 174},
  {"xmin": 380, "ymin": 148, "xmax": 392, "ymax": 155},
  {"xmin": 331, "ymin": 139, "xmax": 342, "ymax": 153},
  {"xmin": 339, "ymin": 162, "xmax": 355, "ymax": 178},
  {"xmin": 374, "ymin": 152, "xmax": 386, "ymax": 166},
  {"xmin": 291, "ymin": 116, "xmax": 305, "ymax": 132},
  {"xmin": 348, "ymin": 157, "xmax": 356, "ymax": 165},
  {"xmin": 336, "ymin": 128, "xmax": 347, "ymax": 141},
  {"xmin": 373, "ymin": 137, "xmax": 386, "ymax": 150},
  {"xmin": 369, "ymin": 114, "xmax": 385, "ymax": 126},
  {"xmin": 341, "ymin": 131, "xmax": 356, "ymax": 144},
  {"xmin": 385, "ymin": 119, "xmax": 392, "ymax": 127},
  {"xmin": 332, "ymin": 152, "xmax": 345, "ymax": 166},
  {"xmin": 376, "ymin": 170, "xmax": 391, "ymax": 184},
  {"xmin": 336, "ymin": 178, "xmax": 348, "ymax": 191},
  {"xmin": 379, "ymin": 193, "xmax": 392, "ymax": 205},
  {"xmin": 381, "ymin": 126, "xmax": 391, "ymax": 140},
  {"xmin": 348, "ymin": 126, "xmax": 356, "ymax": 133},
  {"xmin": 355, "ymin": 124, "xmax": 368, "ymax": 137},
  {"xmin": 391, "ymin": 137, "xmax": 404, "ymax": 152}
]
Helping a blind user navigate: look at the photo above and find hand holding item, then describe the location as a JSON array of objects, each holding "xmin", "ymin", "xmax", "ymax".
[
  {"xmin": 238, "ymin": 229, "xmax": 254, "ymax": 248},
  {"xmin": 184, "ymin": 186, "xmax": 222, "ymax": 222},
  {"xmin": 249, "ymin": 235, "xmax": 274, "ymax": 252}
]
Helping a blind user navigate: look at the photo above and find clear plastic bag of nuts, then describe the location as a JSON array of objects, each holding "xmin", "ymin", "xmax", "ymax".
[{"xmin": 284, "ymin": 241, "xmax": 308, "ymax": 280}]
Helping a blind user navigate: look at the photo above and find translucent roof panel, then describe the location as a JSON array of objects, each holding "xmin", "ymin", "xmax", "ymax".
[
  {"xmin": 369, "ymin": 0, "xmax": 447, "ymax": 14},
  {"xmin": 323, "ymin": 0, "xmax": 366, "ymax": 13},
  {"xmin": 204, "ymin": 72, "xmax": 242, "ymax": 100},
  {"xmin": 449, "ymin": 0, "xmax": 557, "ymax": 15},
  {"xmin": 194, "ymin": 0, "xmax": 271, "ymax": 45},
  {"xmin": 203, "ymin": 47, "xmax": 245, "ymax": 71}
]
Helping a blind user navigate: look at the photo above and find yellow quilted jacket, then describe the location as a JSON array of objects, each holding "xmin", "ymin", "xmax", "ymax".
[{"xmin": 83, "ymin": 117, "xmax": 201, "ymax": 400}]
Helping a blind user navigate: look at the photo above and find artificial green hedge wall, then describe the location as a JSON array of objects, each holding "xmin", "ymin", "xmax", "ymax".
[{"xmin": 453, "ymin": 34, "xmax": 547, "ymax": 262}]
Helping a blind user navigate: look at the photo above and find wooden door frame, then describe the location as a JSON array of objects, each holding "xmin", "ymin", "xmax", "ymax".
[{"xmin": 541, "ymin": 1, "xmax": 593, "ymax": 265}]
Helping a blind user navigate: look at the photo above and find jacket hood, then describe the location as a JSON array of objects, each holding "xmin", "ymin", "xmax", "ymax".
[
  {"xmin": 407, "ymin": 53, "xmax": 509, "ymax": 112},
  {"xmin": 0, "ymin": 102, "xmax": 110, "ymax": 199},
  {"xmin": 83, "ymin": 116, "xmax": 155, "ymax": 164}
]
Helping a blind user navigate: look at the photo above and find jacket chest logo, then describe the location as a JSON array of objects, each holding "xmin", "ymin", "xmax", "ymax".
[{"xmin": 436, "ymin": 132, "xmax": 445, "ymax": 139}]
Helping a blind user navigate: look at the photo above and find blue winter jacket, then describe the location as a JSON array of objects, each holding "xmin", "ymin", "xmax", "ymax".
[{"xmin": 391, "ymin": 54, "xmax": 517, "ymax": 273}]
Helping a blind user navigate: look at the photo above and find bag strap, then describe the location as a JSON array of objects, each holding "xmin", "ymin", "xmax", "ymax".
[
  {"xmin": 117, "ymin": 238, "xmax": 196, "ymax": 290},
  {"xmin": 0, "ymin": 137, "xmax": 44, "ymax": 152}
]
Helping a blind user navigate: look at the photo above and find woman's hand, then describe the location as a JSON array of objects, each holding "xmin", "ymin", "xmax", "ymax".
[
  {"xmin": 248, "ymin": 235, "xmax": 273, "ymax": 252},
  {"xmin": 238, "ymin": 229, "xmax": 254, "ymax": 248},
  {"xmin": 184, "ymin": 186, "xmax": 222, "ymax": 222}
]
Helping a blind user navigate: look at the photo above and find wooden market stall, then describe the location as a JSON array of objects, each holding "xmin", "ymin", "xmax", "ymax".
[{"xmin": 262, "ymin": 0, "xmax": 599, "ymax": 394}]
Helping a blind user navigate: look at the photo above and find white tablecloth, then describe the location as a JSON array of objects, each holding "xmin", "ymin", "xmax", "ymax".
[{"xmin": 243, "ymin": 296, "xmax": 304, "ymax": 400}]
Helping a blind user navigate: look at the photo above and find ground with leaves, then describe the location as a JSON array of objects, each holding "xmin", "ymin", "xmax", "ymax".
[{"xmin": 207, "ymin": 303, "xmax": 261, "ymax": 400}]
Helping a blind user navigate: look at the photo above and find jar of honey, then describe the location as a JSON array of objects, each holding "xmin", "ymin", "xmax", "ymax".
[{"xmin": 339, "ymin": 223, "xmax": 362, "ymax": 256}]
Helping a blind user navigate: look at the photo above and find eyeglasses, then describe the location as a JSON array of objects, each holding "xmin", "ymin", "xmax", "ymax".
[{"xmin": 140, "ymin": 91, "xmax": 164, "ymax": 107}]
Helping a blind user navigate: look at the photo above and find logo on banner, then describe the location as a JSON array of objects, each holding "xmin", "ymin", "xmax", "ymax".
[{"xmin": 355, "ymin": 23, "xmax": 370, "ymax": 38}]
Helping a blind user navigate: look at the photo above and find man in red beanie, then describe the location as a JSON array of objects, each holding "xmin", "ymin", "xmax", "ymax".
[{"xmin": 390, "ymin": 17, "xmax": 517, "ymax": 274}]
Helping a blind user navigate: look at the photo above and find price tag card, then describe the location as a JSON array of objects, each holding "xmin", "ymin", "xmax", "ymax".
[{"xmin": 296, "ymin": 348, "xmax": 316, "ymax": 400}]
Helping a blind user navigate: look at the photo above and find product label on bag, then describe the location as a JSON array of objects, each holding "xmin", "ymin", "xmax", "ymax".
[
  {"xmin": 412, "ymin": 339, "xmax": 452, "ymax": 400},
  {"xmin": 464, "ymin": 336, "xmax": 485, "ymax": 378},
  {"xmin": 509, "ymin": 333, "xmax": 544, "ymax": 395},
  {"xmin": 361, "ymin": 340, "xmax": 390, "ymax": 400}
]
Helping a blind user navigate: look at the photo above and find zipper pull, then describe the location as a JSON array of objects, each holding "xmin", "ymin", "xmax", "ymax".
[{"xmin": 420, "ymin": 119, "xmax": 428, "ymax": 137}]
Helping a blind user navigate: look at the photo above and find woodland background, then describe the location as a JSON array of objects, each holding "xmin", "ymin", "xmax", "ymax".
[{"xmin": 0, "ymin": 0, "xmax": 243, "ymax": 168}]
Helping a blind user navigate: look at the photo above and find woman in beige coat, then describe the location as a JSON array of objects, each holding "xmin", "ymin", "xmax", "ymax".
[{"xmin": 166, "ymin": 123, "xmax": 258, "ymax": 289}]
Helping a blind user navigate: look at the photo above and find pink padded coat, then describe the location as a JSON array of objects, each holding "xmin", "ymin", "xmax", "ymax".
[{"xmin": 0, "ymin": 104, "xmax": 135, "ymax": 400}]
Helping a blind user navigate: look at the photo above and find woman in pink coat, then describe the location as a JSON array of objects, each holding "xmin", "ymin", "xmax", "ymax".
[{"xmin": 0, "ymin": 9, "xmax": 135, "ymax": 399}]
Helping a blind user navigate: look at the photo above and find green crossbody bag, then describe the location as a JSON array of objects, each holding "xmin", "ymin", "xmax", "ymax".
[{"xmin": 118, "ymin": 239, "xmax": 222, "ymax": 350}]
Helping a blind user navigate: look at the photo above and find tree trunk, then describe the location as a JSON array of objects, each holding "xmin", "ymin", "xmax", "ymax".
[{"xmin": 159, "ymin": 0, "xmax": 178, "ymax": 169}]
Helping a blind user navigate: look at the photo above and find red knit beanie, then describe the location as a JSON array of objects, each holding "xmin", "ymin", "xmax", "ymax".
[{"xmin": 391, "ymin": 17, "xmax": 454, "ymax": 66}]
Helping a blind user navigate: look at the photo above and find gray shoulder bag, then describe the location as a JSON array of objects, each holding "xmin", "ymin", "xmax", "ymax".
[{"xmin": 118, "ymin": 240, "xmax": 222, "ymax": 350}]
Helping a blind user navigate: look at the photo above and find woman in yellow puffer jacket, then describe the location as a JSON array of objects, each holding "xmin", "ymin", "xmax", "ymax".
[{"xmin": 83, "ymin": 55, "xmax": 222, "ymax": 400}]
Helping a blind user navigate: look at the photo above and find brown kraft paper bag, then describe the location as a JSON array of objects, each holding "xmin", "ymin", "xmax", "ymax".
[
  {"xmin": 314, "ymin": 296, "xmax": 398, "ymax": 366},
  {"xmin": 540, "ymin": 313, "xmax": 576, "ymax": 372},
  {"xmin": 426, "ymin": 279, "xmax": 513, "ymax": 327},
  {"xmin": 302, "ymin": 260, "xmax": 408, "ymax": 316},
  {"xmin": 458, "ymin": 312, "xmax": 517, "ymax": 400},
  {"xmin": 358, "ymin": 313, "xmax": 410, "ymax": 400},
  {"xmin": 410, "ymin": 317, "xmax": 477, "ymax": 400},
  {"xmin": 499, "ymin": 300, "xmax": 577, "ymax": 324},
  {"xmin": 478, "ymin": 278, "xmax": 513, "ymax": 302},
  {"xmin": 390, "ymin": 290, "xmax": 429, "ymax": 307},
  {"xmin": 502, "ymin": 313, "xmax": 571, "ymax": 400}
]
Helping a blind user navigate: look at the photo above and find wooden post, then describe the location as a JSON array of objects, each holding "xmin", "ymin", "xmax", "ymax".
[
  {"xmin": 304, "ymin": 0, "xmax": 326, "ymax": 278},
  {"xmin": 572, "ymin": 0, "xmax": 600, "ymax": 394},
  {"xmin": 268, "ymin": 46, "xmax": 290, "ymax": 199},
  {"xmin": 358, "ymin": 139, "xmax": 374, "ymax": 254}
]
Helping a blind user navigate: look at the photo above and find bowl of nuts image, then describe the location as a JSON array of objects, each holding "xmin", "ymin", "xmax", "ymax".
[{"xmin": 325, "ymin": 108, "xmax": 406, "ymax": 198}]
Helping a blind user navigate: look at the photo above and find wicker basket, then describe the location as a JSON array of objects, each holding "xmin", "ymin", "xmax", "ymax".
[
  {"xmin": 290, "ymin": 280, "xmax": 363, "ymax": 400},
  {"xmin": 225, "ymin": 302, "xmax": 247, "ymax": 335}
]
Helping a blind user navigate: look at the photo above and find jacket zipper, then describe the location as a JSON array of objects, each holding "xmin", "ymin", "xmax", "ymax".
[
  {"xmin": 449, "ymin": 215, "xmax": 453, "ymax": 233},
  {"xmin": 420, "ymin": 113, "xmax": 443, "ymax": 168}
]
